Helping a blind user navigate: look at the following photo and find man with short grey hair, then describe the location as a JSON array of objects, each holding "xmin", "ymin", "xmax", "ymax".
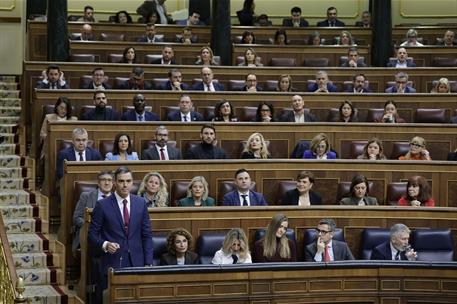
[
  {"xmin": 371, "ymin": 223, "xmax": 417, "ymax": 260},
  {"xmin": 385, "ymin": 72, "xmax": 416, "ymax": 93},
  {"xmin": 142, "ymin": 125, "xmax": 182, "ymax": 160}
]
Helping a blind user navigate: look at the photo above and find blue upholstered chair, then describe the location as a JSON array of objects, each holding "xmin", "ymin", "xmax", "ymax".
[
  {"xmin": 411, "ymin": 228, "xmax": 455, "ymax": 261},
  {"xmin": 151, "ymin": 234, "xmax": 168, "ymax": 266},
  {"xmin": 196, "ymin": 232, "xmax": 226, "ymax": 264},
  {"xmin": 359, "ymin": 228, "xmax": 390, "ymax": 260}
]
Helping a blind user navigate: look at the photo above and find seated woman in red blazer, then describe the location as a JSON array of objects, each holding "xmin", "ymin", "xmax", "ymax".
[{"xmin": 398, "ymin": 175, "xmax": 435, "ymax": 207}]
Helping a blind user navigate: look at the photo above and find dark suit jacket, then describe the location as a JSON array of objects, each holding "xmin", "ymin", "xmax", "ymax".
[
  {"xmin": 450, "ymin": 116, "xmax": 457, "ymax": 124},
  {"xmin": 371, "ymin": 241, "xmax": 407, "ymax": 260},
  {"xmin": 80, "ymin": 82, "xmax": 112, "ymax": 90},
  {"xmin": 344, "ymin": 87, "xmax": 372, "ymax": 93},
  {"xmin": 142, "ymin": 144, "xmax": 182, "ymax": 160},
  {"xmin": 56, "ymin": 146, "xmax": 102, "ymax": 179},
  {"xmin": 279, "ymin": 111, "xmax": 317, "ymax": 122},
  {"xmin": 121, "ymin": 110, "xmax": 159, "ymax": 121},
  {"xmin": 137, "ymin": 35, "xmax": 162, "ymax": 43},
  {"xmin": 136, "ymin": 1, "xmax": 172, "ymax": 23},
  {"xmin": 355, "ymin": 21, "xmax": 372, "ymax": 27},
  {"xmin": 184, "ymin": 143, "xmax": 227, "ymax": 160},
  {"xmin": 282, "ymin": 18, "xmax": 309, "ymax": 27},
  {"xmin": 307, "ymin": 83, "xmax": 339, "ymax": 93},
  {"xmin": 222, "ymin": 190, "xmax": 268, "ymax": 206},
  {"xmin": 239, "ymin": 85, "xmax": 263, "ymax": 92},
  {"xmin": 191, "ymin": 81, "xmax": 225, "ymax": 91},
  {"xmin": 385, "ymin": 86, "xmax": 416, "ymax": 93},
  {"xmin": 36, "ymin": 81, "xmax": 69, "ymax": 89},
  {"xmin": 88, "ymin": 194, "xmax": 153, "ymax": 282},
  {"xmin": 281, "ymin": 189, "xmax": 322, "ymax": 205},
  {"xmin": 316, "ymin": 19, "xmax": 345, "ymax": 27},
  {"xmin": 149, "ymin": 58, "xmax": 177, "ymax": 65},
  {"xmin": 340, "ymin": 61, "xmax": 368, "ymax": 68},
  {"xmin": 117, "ymin": 80, "xmax": 153, "ymax": 90},
  {"xmin": 160, "ymin": 251, "xmax": 199, "ymax": 265},
  {"xmin": 304, "ymin": 240, "xmax": 355, "ymax": 261},
  {"xmin": 339, "ymin": 196, "xmax": 378, "ymax": 205},
  {"xmin": 386, "ymin": 60, "xmax": 417, "ymax": 67},
  {"xmin": 175, "ymin": 19, "xmax": 205, "ymax": 26},
  {"xmin": 448, "ymin": 152, "xmax": 457, "ymax": 160},
  {"xmin": 236, "ymin": 9, "xmax": 254, "ymax": 26},
  {"xmin": 81, "ymin": 108, "xmax": 120, "ymax": 121},
  {"xmin": 159, "ymin": 80, "xmax": 190, "ymax": 90},
  {"xmin": 167, "ymin": 110, "xmax": 204, "ymax": 121}
]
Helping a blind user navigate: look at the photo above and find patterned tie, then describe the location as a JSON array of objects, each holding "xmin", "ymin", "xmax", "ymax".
[
  {"xmin": 78, "ymin": 152, "xmax": 84, "ymax": 161},
  {"xmin": 160, "ymin": 148, "xmax": 166, "ymax": 160},
  {"xmin": 122, "ymin": 199, "xmax": 129, "ymax": 233},
  {"xmin": 241, "ymin": 195, "xmax": 248, "ymax": 206},
  {"xmin": 324, "ymin": 244, "xmax": 331, "ymax": 262}
]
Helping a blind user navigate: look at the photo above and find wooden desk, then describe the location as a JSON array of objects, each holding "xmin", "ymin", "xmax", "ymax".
[
  {"xmin": 394, "ymin": 46, "xmax": 457, "ymax": 67},
  {"xmin": 392, "ymin": 26, "xmax": 457, "ymax": 46}
]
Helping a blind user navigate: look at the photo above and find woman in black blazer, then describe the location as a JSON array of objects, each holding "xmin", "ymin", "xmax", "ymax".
[
  {"xmin": 160, "ymin": 228, "xmax": 199, "ymax": 265},
  {"xmin": 281, "ymin": 171, "xmax": 322, "ymax": 206}
]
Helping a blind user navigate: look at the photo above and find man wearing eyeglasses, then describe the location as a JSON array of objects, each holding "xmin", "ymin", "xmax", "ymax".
[
  {"xmin": 385, "ymin": 72, "xmax": 416, "ymax": 93},
  {"xmin": 305, "ymin": 218, "xmax": 354, "ymax": 262}
]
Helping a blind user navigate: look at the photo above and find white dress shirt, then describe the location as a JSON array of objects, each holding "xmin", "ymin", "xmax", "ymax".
[
  {"xmin": 237, "ymin": 191, "xmax": 250, "ymax": 206},
  {"xmin": 313, "ymin": 240, "xmax": 335, "ymax": 262},
  {"xmin": 211, "ymin": 249, "xmax": 252, "ymax": 264},
  {"xmin": 74, "ymin": 149, "xmax": 86, "ymax": 161}
]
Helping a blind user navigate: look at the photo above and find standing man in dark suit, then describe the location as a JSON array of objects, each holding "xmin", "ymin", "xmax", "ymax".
[
  {"xmin": 175, "ymin": 10, "xmax": 206, "ymax": 26},
  {"xmin": 355, "ymin": 11, "xmax": 372, "ymax": 27},
  {"xmin": 282, "ymin": 7, "xmax": 309, "ymax": 27},
  {"xmin": 121, "ymin": 94, "xmax": 159, "ymax": 121},
  {"xmin": 137, "ymin": 23, "xmax": 161, "ymax": 43},
  {"xmin": 142, "ymin": 125, "xmax": 182, "ymax": 160},
  {"xmin": 149, "ymin": 45, "xmax": 176, "ymax": 65},
  {"xmin": 191, "ymin": 67, "xmax": 225, "ymax": 91},
  {"xmin": 81, "ymin": 91, "xmax": 120, "ymax": 121},
  {"xmin": 56, "ymin": 128, "xmax": 103, "ymax": 179},
  {"xmin": 72, "ymin": 170, "xmax": 113, "ymax": 254},
  {"xmin": 159, "ymin": 68, "xmax": 190, "ymax": 91},
  {"xmin": 117, "ymin": 67, "xmax": 153, "ymax": 90},
  {"xmin": 305, "ymin": 218, "xmax": 354, "ymax": 262},
  {"xmin": 371, "ymin": 223, "xmax": 417, "ymax": 261},
  {"xmin": 316, "ymin": 7, "xmax": 345, "ymax": 27},
  {"xmin": 279, "ymin": 95, "xmax": 317, "ymax": 122},
  {"xmin": 88, "ymin": 166, "xmax": 153, "ymax": 301},
  {"xmin": 80, "ymin": 67, "xmax": 112, "ymax": 90},
  {"xmin": 36, "ymin": 64, "xmax": 70, "ymax": 89},
  {"xmin": 222, "ymin": 168, "xmax": 268, "ymax": 206},
  {"xmin": 167, "ymin": 94, "xmax": 204, "ymax": 122},
  {"xmin": 184, "ymin": 124, "xmax": 227, "ymax": 159}
]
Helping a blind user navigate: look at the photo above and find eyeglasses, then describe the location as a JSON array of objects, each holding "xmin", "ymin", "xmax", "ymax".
[
  {"xmin": 410, "ymin": 143, "xmax": 424, "ymax": 148},
  {"xmin": 316, "ymin": 229, "xmax": 331, "ymax": 234}
]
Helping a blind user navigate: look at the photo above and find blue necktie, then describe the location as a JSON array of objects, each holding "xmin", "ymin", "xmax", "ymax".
[{"xmin": 241, "ymin": 195, "xmax": 248, "ymax": 206}]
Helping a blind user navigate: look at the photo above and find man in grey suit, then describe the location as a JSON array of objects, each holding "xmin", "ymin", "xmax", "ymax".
[
  {"xmin": 142, "ymin": 125, "xmax": 182, "ymax": 160},
  {"xmin": 72, "ymin": 170, "xmax": 113, "ymax": 255},
  {"xmin": 305, "ymin": 218, "xmax": 354, "ymax": 262}
]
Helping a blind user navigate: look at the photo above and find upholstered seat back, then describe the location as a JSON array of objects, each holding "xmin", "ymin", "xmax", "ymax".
[
  {"xmin": 196, "ymin": 232, "xmax": 226, "ymax": 264},
  {"xmin": 411, "ymin": 229, "xmax": 455, "ymax": 261},
  {"xmin": 360, "ymin": 228, "xmax": 391, "ymax": 259}
]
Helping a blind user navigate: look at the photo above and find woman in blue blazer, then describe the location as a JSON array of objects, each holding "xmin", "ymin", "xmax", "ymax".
[
  {"xmin": 178, "ymin": 176, "xmax": 215, "ymax": 207},
  {"xmin": 303, "ymin": 133, "xmax": 337, "ymax": 159},
  {"xmin": 105, "ymin": 132, "xmax": 139, "ymax": 161}
]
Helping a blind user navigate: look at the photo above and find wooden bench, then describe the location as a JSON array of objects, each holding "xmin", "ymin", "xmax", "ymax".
[
  {"xmin": 392, "ymin": 26, "xmax": 457, "ymax": 46},
  {"xmin": 394, "ymin": 46, "xmax": 457, "ymax": 67}
]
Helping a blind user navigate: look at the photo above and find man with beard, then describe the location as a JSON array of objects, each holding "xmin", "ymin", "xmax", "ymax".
[
  {"xmin": 149, "ymin": 45, "xmax": 176, "ymax": 65},
  {"xmin": 142, "ymin": 125, "xmax": 182, "ymax": 160},
  {"xmin": 184, "ymin": 124, "xmax": 227, "ymax": 159},
  {"xmin": 345, "ymin": 73, "xmax": 372, "ymax": 93},
  {"xmin": 279, "ymin": 95, "xmax": 317, "ymax": 122},
  {"xmin": 81, "ymin": 91, "xmax": 119, "ymax": 120},
  {"xmin": 121, "ymin": 94, "xmax": 159, "ymax": 121},
  {"xmin": 118, "ymin": 67, "xmax": 153, "ymax": 90},
  {"xmin": 36, "ymin": 64, "xmax": 70, "ymax": 89}
]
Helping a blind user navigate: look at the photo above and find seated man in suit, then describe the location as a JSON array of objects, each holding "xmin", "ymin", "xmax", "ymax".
[
  {"xmin": 137, "ymin": 23, "xmax": 161, "ymax": 43},
  {"xmin": 305, "ymin": 218, "xmax": 355, "ymax": 262},
  {"xmin": 176, "ymin": 10, "xmax": 205, "ymax": 26},
  {"xmin": 316, "ymin": 7, "xmax": 345, "ymax": 27},
  {"xmin": 81, "ymin": 91, "xmax": 120, "ymax": 121},
  {"xmin": 72, "ymin": 170, "xmax": 113, "ymax": 254},
  {"xmin": 240, "ymin": 73, "xmax": 263, "ymax": 92},
  {"xmin": 437, "ymin": 30, "xmax": 455, "ymax": 47},
  {"xmin": 56, "ymin": 127, "xmax": 102, "ymax": 179},
  {"xmin": 149, "ymin": 45, "xmax": 176, "ymax": 65},
  {"xmin": 307, "ymin": 71, "xmax": 339, "ymax": 93},
  {"xmin": 385, "ymin": 72, "xmax": 416, "ymax": 93},
  {"xmin": 371, "ymin": 223, "xmax": 418, "ymax": 260},
  {"xmin": 142, "ymin": 125, "xmax": 182, "ymax": 160},
  {"xmin": 387, "ymin": 47, "xmax": 416, "ymax": 68},
  {"xmin": 184, "ymin": 124, "xmax": 227, "ymax": 159},
  {"xmin": 159, "ymin": 68, "xmax": 190, "ymax": 91},
  {"xmin": 191, "ymin": 67, "xmax": 225, "ymax": 91},
  {"xmin": 118, "ymin": 67, "xmax": 153, "ymax": 90},
  {"xmin": 345, "ymin": 73, "xmax": 372, "ymax": 93},
  {"xmin": 279, "ymin": 95, "xmax": 317, "ymax": 122},
  {"xmin": 121, "ymin": 94, "xmax": 159, "ymax": 121},
  {"xmin": 341, "ymin": 47, "xmax": 367, "ymax": 68},
  {"xmin": 167, "ymin": 94, "xmax": 204, "ymax": 122},
  {"xmin": 222, "ymin": 168, "xmax": 268, "ymax": 206},
  {"xmin": 36, "ymin": 64, "xmax": 70, "ymax": 89},
  {"xmin": 283, "ymin": 6, "xmax": 309, "ymax": 27},
  {"xmin": 80, "ymin": 67, "xmax": 111, "ymax": 90},
  {"xmin": 73, "ymin": 23, "xmax": 95, "ymax": 41},
  {"xmin": 355, "ymin": 11, "xmax": 371, "ymax": 27}
]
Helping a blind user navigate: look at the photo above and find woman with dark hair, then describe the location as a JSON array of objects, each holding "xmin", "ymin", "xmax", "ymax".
[
  {"xmin": 237, "ymin": 0, "xmax": 255, "ymax": 26},
  {"xmin": 212, "ymin": 228, "xmax": 252, "ymax": 264},
  {"xmin": 332, "ymin": 100, "xmax": 358, "ymax": 122},
  {"xmin": 105, "ymin": 132, "xmax": 139, "ymax": 160},
  {"xmin": 255, "ymin": 102, "xmax": 275, "ymax": 122},
  {"xmin": 241, "ymin": 31, "xmax": 256, "ymax": 44},
  {"xmin": 145, "ymin": 10, "xmax": 161, "ymax": 24},
  {"xmin": 114, "ymin": 10, "xmax": 132, "ymax": 24},
  {"xmin": 121, "ymin": 47, "xmax": 136, "ymax": 64},
  {"xmin": 274, "ymin": 29, "xmax": 288, "ymax": 45},
  {"xmin": 375, "ymin": 100, "xmax": 405, "ymax": 123},
  {"xmin": 308, "ymin": 31, "xmax": 322, "ymax": 45},
  {"xmin": 254, "ymin": 214, "xmax": 297, "ymax": 262},
  {"xmin": 241, "ymin": 132, "xmax": 271, "ymax": 159},
  {"xmin": 357, "ymin": 138, "xmax": 387, "ymax": 160},
  {"xmin": 282, "ymin": 171, "xmax": 322, "ymax": 206},
  {"xmin": 398, "ymin": 176, "xmax": 435, "ymax": 207},
  {"xmin": 275, "ymin": 74, "xmax": 296, "ymax": 92},
  {"xmin": 339, "ymin": 175, "xmax": 378, "ymax": 205},
  {"xmin": 303, "ymin": 133, "xmax": 337, "ymax": 159},
  {"xmin": 212, "ymin": 99, "xmax": 238, "ymax": 122},
  {"xmin": 160, "ymin": 228, "xmax": 199, "ymax": 265}
]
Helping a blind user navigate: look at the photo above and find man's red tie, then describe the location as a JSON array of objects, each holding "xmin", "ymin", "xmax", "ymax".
[
  {"xmin": 160, "ymin": 148, "xmax": 166, "ymax": 160},
  {"xmin": 324, "ymin": 244, "xmax": 330, "ymax": 262},
  {"xmin": 122, "ymin": 199, "xmax": 129, "ymax": 233}
]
